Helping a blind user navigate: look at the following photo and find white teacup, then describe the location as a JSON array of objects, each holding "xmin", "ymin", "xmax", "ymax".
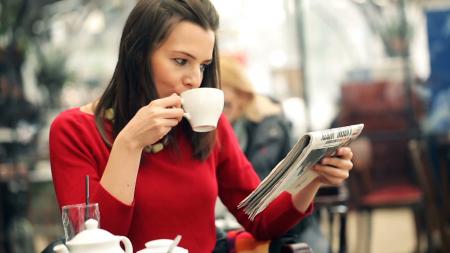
[
  {"xmin": 180, "ymin": 87, "xmax": 224, "ymax": 132},
  {"xmin": 137, "ymin": 239, "xmax": 188, "ymax": 253}
]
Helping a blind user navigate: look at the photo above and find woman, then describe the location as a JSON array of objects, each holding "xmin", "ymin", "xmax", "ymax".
[
  {"xmin": 220, "ymin": 55, "xmax": 292, "ymax": 179},
  {"xmin": 50, "ymin": 0, "xmax": 353, "ymax": 252},
  {"xmin": 219, "ymin": 56, "xmax": 329, "ymax": 253}
]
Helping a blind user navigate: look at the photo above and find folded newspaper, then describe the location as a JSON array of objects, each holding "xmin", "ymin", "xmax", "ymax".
[{"xmin": 238, "ymin": 123, "xmax": 364, "ymax": 220}]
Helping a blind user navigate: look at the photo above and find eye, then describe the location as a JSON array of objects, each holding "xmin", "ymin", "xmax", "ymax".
[{"xmin": 174, "ymin": 58, "xmax": 187, "ymax": 65}]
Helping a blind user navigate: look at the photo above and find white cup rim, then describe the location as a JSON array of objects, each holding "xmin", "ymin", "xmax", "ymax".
[{"xmin": 180, "ymin": 87, "xmax": 221, "ymax": 96}]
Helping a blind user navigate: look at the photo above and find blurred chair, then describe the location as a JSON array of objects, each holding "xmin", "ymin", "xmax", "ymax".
[
  {"xmin": 348, "ymin": 137, "xmax": 425, "ymax": 253},
  {"xmin": 314, "ymin": 185, "xmax": 348, "ymax": 253},
  {"xmin": 337, "ymin": 81, "xmax": 427, "ymax": 253},
  {"xmin": 225, "ymin": 229, "xmax": 313, "ymax": 253},
  {"xmin": 409, "ymin": 139, "xmax": 450, "ymax": 253},
  {"xmin": 431, "ymin": 135, "xmax": 450, "ymax": 232}
]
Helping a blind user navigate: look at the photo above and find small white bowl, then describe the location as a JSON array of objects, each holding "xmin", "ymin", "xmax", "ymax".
[{"xmin": 137, "ymin": 239, "xmax": 188, "ymax": 253}]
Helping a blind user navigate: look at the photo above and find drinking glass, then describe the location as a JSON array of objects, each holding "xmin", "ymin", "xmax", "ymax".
[{"xmin": 61, "ymin": 203, "xmax": 100, "ymax": 242}]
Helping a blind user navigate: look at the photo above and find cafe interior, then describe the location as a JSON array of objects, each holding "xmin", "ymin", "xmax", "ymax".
[{"xmin": 0, "ymin": 0, "xmax": 449, "ymax": 252}]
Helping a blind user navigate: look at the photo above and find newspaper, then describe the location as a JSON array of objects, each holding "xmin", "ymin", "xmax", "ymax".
[{"xmin": 238, "ymin": 123, "xmax": 364, "ymax": 220}]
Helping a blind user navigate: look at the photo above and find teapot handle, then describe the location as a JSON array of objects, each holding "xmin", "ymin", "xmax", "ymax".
[{"xmin": 118, "ymin": 236, "xmax": 133, "ymax": 253}]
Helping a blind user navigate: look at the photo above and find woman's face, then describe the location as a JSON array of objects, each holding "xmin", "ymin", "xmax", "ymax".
[
  {"xmin": 150, "ymin": 21, "xmax": 215, "ymax": 98},
  {"xmin": 223, "ymin": 86, "xmax": 246, "ymax": 123}
]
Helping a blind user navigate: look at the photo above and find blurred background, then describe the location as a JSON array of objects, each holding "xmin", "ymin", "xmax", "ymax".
[{"xmin": 0, "ymin": 0, "xmax": 449, "ymax": 252}]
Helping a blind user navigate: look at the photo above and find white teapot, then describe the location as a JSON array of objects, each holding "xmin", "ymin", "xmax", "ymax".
[{"xmin": 53, "ymin": 219, "xmax": 133, "ymax": 253}]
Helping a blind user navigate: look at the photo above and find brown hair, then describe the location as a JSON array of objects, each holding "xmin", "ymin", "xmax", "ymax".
[
  {"xmin": 220, "ymin": 55, "xmax": 281, "ymax": 123},
  {"xmin": 219, "ymin": 55, "xmax": 254, "ymax": 96},
  {"xmin": 95, "ymin": 0, "xmax": 220, "ymax": 160}
]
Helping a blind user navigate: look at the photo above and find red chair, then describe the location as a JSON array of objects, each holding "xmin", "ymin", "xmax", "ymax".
[
  {"xmin": 347, "ymin": 137, "xmax": 425, "ymax": 253},
  {"xmin": 337, "ymin": 81, "xmax": 427, "ymax": 253}
]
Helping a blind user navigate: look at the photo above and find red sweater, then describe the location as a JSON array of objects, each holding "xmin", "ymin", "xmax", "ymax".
[{"xmin": 49, "ymin": 108, "xmax": 312, "ymax": 253}]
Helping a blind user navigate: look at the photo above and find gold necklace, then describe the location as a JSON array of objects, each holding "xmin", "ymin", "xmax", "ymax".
[{"xmin": 105, "ymin": 108, "xmax": 166, "ymax": 154}]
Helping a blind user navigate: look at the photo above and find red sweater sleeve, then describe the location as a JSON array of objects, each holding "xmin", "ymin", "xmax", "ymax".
[
  {"xmin": 215, "ymin": 116, "xmax": 313, "ymax": 240},
  {"xmin": 49, "ymin": 109, "xmax": 134, "ymax": 235}
]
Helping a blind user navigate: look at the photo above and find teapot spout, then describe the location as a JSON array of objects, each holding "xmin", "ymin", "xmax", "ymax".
[{"xmin": 53, "ymin": 244, "xmax": 70, "ymax": 253}]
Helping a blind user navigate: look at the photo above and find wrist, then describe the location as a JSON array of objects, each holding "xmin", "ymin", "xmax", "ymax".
[
  {"xmin": 311, "ymin": 177, "xmax": 323, "ymax": 188},
  {"xmin": 115, "ymin": 132, "xmax": 142, "ymax": 152}
]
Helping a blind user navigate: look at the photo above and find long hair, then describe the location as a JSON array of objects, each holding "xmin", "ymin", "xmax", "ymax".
[{"xmin": 95, "ymin": 0, "xmax": 220, "ymax": 160}]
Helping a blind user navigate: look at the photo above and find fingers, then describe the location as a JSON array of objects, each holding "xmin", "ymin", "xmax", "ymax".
[
  {"xmin": 141, "ymin": 99, "xmax": 184, "ymax": 121},
  {"xmin": 154, "ymin": 118, "xmax": 182, "ymax": 128},
  {"xmin": 148, "ymin": 93, "xmax": 182, "ymax": 109},
  {"xmin": 144, "ymin": 96, "xmax": 184, "ymax": 121},
  {"xmin": 314, "ymin": 164, "xmax": 350, "ymax": 178},
  {"xmin": 313, "ymin": 147, "xmax": 354, "ymax": 185},
  {"xmin": 318, "ymin": 147, "xmax": 353, "ymax": 169},
  {"xmin": 335, "ymin": 147, "xmax": 353, "ymax": 160},
  {"xmin": 313, "ymin": 164, "xmax": 350, "ymax": 185},
  {"xmin": 159, "ymin": 107, "xmax": 184, "ymax": 121},
  {"xmin": 147, "ymin": 116, "xmax": 182, "ymax": 146},
  {"xmin": 320, "ymin": 156, "xmax": 353, "ymax": 171},
  {"xmin": 123, "ymin": 94, "xmax": 185, "ymax": 149}
]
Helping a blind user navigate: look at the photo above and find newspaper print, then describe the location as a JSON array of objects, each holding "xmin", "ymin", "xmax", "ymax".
[{"xmin": 238, "ymin": 123, "xmax": 364, "ymax": 220}]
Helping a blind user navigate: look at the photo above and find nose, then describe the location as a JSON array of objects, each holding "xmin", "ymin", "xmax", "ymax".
[{"xmin": 182, "ymin": 67, "xmax": 202, "ymax": 88}]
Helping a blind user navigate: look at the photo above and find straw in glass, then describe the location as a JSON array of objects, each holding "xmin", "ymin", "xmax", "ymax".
[{"xmin": 85, "ymin": 175, "xmax": 90, "ymax": 221}]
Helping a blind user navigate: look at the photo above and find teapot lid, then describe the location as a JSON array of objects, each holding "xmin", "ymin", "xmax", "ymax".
[{"xmin": 67, "ymin": 219, "xmax": 115, "ymax": 245}]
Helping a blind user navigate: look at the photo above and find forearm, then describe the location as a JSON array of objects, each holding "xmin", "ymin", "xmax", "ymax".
[
  {"xmin": 291, "ymin": 178, "xmax": 321, "ymax": 212},
  {"xmin": 100, "ymin": 133, "xmax": 142, "ymax": 205}
]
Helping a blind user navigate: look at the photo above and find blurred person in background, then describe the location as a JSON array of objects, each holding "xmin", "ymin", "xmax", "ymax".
[
  {"xmin": 218, "ymin": 55, "xmax": 329, "ymax": 253},
  {"xmin": 220, "ymin": 55, "xmax": 291, "ymax": 179}
]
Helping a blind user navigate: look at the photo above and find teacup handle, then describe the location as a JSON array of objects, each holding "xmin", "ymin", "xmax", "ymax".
[
  {"xmin": 180, "ymin": 98, "xmax": 190, "ymax": 120},
  {"xmin": 118, "ymin": 236, "xmax": 133, "ymax": 253}
]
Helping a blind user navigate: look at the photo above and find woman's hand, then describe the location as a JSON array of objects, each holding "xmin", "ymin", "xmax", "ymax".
[
  {"xmin": 117, "ymin": 93, "xmax": 184, "ymax": 150},
  {"xmin": 291, "ymin": 147, "xmax": 353, "ymax": 212},
  {"xmin": 312, "ymin": 147, "xmax": 353, "ymax": 186}
]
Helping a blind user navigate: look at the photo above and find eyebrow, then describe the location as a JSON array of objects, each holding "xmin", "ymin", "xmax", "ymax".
[{"xmin": 173, "ymin": 51, "xmax": 212, "ymax": 64}]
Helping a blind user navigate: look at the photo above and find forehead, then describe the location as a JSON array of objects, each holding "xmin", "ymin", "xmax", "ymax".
[{"xmin": 158, "ymin": 21, "xmax": 215, "ymax": 60}]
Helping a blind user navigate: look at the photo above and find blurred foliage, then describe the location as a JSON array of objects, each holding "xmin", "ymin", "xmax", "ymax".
[
  {"xmin": 1, "ymin": 1, "xmax": 69, "ymax": 251},
  {"xmin": 36, "ymin": 47, "xmax": 72, "ymax": 107},
  {"xmin": 354, "ymin": 0, "xmax": 414, "ymax": 57},
  {"xmin": 0, "ymin": 0, "xmax": 69, "ymax": 107},
  {"xmin": 377, "ymin": 14, "xmax": 414, "ymax": 57}
]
